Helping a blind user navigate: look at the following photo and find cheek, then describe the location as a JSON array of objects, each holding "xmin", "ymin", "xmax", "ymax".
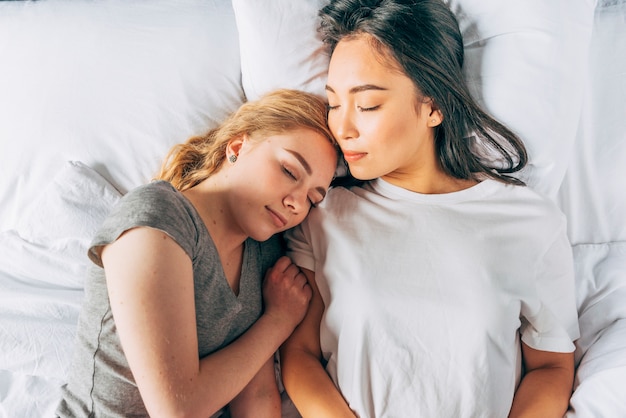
[
  {"xmin": 234, "ymin": 164, "xmax": 282, "ymax": 198},
  {"xmin": 291, "ymin": 211, "xmax": 309, "ymax": 228},
  {"xmin": 245, "ymin": 160, "xmax": 281, "ymax": 184},
  {"xmin": 383, "ymin": 111, "xmax": 420, "ymax": 147},
  {"xmin": 355, "ymin": 113, "xmax": 391, "ymax": 145},
  {"xmin": 327, "ymin": 113, "xmax": 341, "ymax": 138}
]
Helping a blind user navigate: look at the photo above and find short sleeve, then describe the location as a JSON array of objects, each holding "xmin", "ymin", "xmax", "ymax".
[
  {"xmin": 284, "ymin": 218, "xmax": 316, "ymax": 272},
  {"xmin": 88, "ymin": 181, "xmax": 199, "ymax": 267},
  {"xmin": 520, "ymin": 224, "xmax": 580, "ymax": 352}
]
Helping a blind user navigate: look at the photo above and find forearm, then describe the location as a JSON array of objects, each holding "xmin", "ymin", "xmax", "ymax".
[
  {"xmin": 508, "ymin": 364, "xmax": 574, "ymax": 418},
  {"xmin": 228, "ymin": 358, "xmax": 281, "ymax": 418},
  {"xmin": 190, "ymin": 314, "xmax": 295, "ymax": 414},
  {"xmin": 281, "ymin": 346, "xmax": 356, "ymax": 418},
  {"xmin": 136, "ymin": 313, "xmax": 292, "ymax": 417}
]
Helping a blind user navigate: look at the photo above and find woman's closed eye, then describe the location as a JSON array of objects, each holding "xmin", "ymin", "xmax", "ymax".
[
  {"xmin": 282, "ymin": 165, "xmax": 298, "ymax": 181},
  {"xmin": 281, "ymin": 160, "xmax": 325, "ymax": 208},
  {"xmin": 327, "ymin": 104, "xmax": 380, "ymax": 112},
  {"xmin": 308, "ymin": 194, "xmax": 326, "ymax": 209}
]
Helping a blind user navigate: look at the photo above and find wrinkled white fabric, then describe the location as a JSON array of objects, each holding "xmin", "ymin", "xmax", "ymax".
[{"xmin": 287, "ymin": 179, "xmax": 579, "ymax": 417}]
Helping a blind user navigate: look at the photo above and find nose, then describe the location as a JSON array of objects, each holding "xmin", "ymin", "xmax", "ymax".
[
  {"xmin": 330, "ymin": 108, "xmax": 358, "ymax": 141},
  {"xmin": 283, "ymin": 186, "xmax": 309, "ymax": 215}
]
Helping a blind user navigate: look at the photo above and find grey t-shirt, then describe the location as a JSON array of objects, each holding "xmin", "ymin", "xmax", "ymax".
[{"xmin": 57, "ymin": 181, "xmax": 282, "ymax": 417}]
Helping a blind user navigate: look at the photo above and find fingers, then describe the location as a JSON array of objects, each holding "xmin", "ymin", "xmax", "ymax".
[
  {"xmin": 271, "ymin": 256, "xmax": 300, "ymax": 274},
  {"xmin": 294, "ymin": 269, "xmax": 310, "ymax": 291},
  {"xmin": 263, "ymin": 257, "xmax": 312, "ymax": 328},
  {"xmin": 286, "ymin": 264, "xmax": 309, "ymax": 292},
  {"xmin": 266, "ymin": 256, "xmax": 308, "ymax": 288}
]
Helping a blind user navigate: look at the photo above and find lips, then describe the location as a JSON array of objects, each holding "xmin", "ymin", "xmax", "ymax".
[
  {"xmin": 266, "ymin": 206, "xmax": 287, "ymax": 228},
  {"xmin": 342, "ymin": 150, "xmax": 367, "ymax": 162}
]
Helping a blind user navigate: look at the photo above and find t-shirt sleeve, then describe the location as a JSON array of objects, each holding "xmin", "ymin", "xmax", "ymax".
[
  {"xmin": 87, "ymin": 182, "xmax": 198, "ymax": 267},
  {"xmin": 284, "ymin": 218, "xmax": 316, "ymax": 272},
  {"xmin": 520, "ymin": 221, "xmax": 580, "ymax": 353}
]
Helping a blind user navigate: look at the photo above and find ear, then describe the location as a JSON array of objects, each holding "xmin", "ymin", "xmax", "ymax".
[
  {"xmin": 226, "ymin": 134, "xmax": 246, "ymax": 158},
  {"xmin": 422, "ymin": 98, "xmax": 443, "ymax": 128},
  {"xmin": 427, "ymin": 109, "xmax": 443, "ymax": 128},
  {"xmin": 420, "ymin": 97, "xmax": 443, "ymax": 128}
]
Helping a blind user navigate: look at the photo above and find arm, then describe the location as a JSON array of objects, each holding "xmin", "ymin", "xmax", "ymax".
[
  {"xmin": 508, "ymin": 343, "xmax": 575, "ymax": 418},
  {"xmin": 228, "ymin": 357, "xmax": 281, "ymax": 418},
  {"xmin": 102, "ymin": 227, "xmax": 310, "ymax": 417},
  {"xmin": 280, "ymin": 268, "xmax": 356, "ymax": 418}
]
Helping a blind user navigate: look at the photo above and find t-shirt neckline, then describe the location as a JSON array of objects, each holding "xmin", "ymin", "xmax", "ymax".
[{"xmin": 370, "ymin": 177, "xmax": 502, "ymax": 204}]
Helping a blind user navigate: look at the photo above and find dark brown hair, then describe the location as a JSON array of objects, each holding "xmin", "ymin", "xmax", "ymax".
[{"xmin": 320, "ymin": 0, "xmax": 527, "ymax": 185}]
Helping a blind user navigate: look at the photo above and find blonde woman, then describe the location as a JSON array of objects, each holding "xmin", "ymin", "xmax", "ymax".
[{"xmin": 57, "ymin": 89, "xmax": 338, "ymax": 418}]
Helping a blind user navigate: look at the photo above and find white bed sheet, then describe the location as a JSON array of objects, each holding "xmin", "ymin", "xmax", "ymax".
[
  {"xmin": 558, "ymin": 0, "xmax": 626, "ymax": 245},
  {"xmin": 559, "ymin": 3, "xmax": 626, "ymax": 415},
  {"xmin": 566, "ymin": 243, "xmax": 626, "ymax": 418},
  {"xmin": 0, "ymin": 161, "xmax": 121, "ymax": 418},
  {"xmin": 0, "ymin": 372, "xmax": 65, "ymax": 418}
]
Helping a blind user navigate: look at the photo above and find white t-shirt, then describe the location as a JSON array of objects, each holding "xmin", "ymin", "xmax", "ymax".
[{"xmin": 286, "ymin": 178, "xmax": 579, "ymax": 418}]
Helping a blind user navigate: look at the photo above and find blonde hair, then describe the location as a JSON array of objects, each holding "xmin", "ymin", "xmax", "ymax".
[{"xmin": 156, "ymin": 89, "xmax": 335, "ymax": 191}]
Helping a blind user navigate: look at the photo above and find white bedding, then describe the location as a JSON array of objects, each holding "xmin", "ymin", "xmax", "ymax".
[{"xmin": 0, "ymin": 0, "xmax": 624, "ymax": 417}]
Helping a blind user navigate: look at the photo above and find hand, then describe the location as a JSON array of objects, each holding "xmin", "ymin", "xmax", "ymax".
[{"xmin": 262, "ymin": 256, "xmax": 312, "ymax": 331}]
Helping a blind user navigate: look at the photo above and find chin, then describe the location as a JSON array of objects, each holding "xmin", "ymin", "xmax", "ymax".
[
  {"xmin": 249, "ymin": 229, "xmax": 279, "ymax": 242},
  {"xmin": 255, "ymin": 234, "xmax": 275, "ymax": 242},
  {"xmin": 346, "ymin": 164, "xmax": 379, "ymax": 181},
  {"xmin": 349, "ymin": 169, "xmax": 378, "ymax": 181}
]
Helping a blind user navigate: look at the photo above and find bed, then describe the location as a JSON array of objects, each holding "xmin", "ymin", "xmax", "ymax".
[{"xmin": 0, "ymin": 0, "xmax": 624, "ymax": 416}]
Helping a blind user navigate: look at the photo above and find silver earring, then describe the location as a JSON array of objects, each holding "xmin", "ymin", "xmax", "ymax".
[{"xmin": 228, "ymin": 154, "xmax": 237, "ymax": 164}]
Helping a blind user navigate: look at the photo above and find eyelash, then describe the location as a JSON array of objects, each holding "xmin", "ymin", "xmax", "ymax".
[
  {"xmin": 326, "ymin": 105, "xmax": 380, "ymax": 112},
  {"xmin": 282, "ymin": 165, "xmax": 318, "ymax": 208},
  {"xmin": 282, "ymin": 165, "xmax": 297, "ymax": 181}
]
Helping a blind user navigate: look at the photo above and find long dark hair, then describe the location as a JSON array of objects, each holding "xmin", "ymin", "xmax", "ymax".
[{"xmin": 320, "ymin": 0, "xmax": 527, "ymax": 186}]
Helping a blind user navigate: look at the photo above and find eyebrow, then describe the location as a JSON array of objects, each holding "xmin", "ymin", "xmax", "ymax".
[
  {"xmin": 286, "ymin": 149, "xmax": 327, "ymax": 198},
  {"xmin": 325, "ymin": 84, "xmax": 388, "ymax": 94}
]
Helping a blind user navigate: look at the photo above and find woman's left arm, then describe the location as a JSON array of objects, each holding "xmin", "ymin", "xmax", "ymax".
[{"xmin": 508, "ymin": 343, "xmax": 574, "ymax": 418}]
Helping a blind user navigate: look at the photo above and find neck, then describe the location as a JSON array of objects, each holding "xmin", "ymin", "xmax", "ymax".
[
  {"xmin": 182, "ymin": 178, "xmax": 246, "ymax": 254},
  {"xmin": 382, "ymin": 167, "xmax": 478, "ymax": 194},
  {"xmin": 381, "ymin": 132, "xmax": 479, "ymax": 194},
  {"xmin": 182, "ymin": 177, "xmax": 246, "ymax": 295}
]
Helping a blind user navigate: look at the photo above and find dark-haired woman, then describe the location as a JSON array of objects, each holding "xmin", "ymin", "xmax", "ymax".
[{"xmin": 280, "ymin": 1, "xmax": 579, "ymax": 417}]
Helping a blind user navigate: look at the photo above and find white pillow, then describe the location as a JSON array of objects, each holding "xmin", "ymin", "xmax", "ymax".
[
  {"xmin": 0, "ymin": 0, "xmax": 244, "ymax": 231},
  {"xmin": 0, "ymin": 161, "xmax": 121, "ymax": 381},
  {"xmin": 451, "ymin": 0, "xmax": 594, "ymax": 198},
  {"xmin": 1, "ymin": 161, "xmax": 121, "ymax": 288},
  {"xmin": 232, "ymin": 0, "xmax": 330, "ymax": 100},
  {"xmin": 233, "ymin": 0, "xmax": 595, "ymax": 199}
]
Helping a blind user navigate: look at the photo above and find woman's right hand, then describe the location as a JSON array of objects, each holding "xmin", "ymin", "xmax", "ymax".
[{"xmin": 262, "ymin": 256, "xmax": 312, "ymax": 331}]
